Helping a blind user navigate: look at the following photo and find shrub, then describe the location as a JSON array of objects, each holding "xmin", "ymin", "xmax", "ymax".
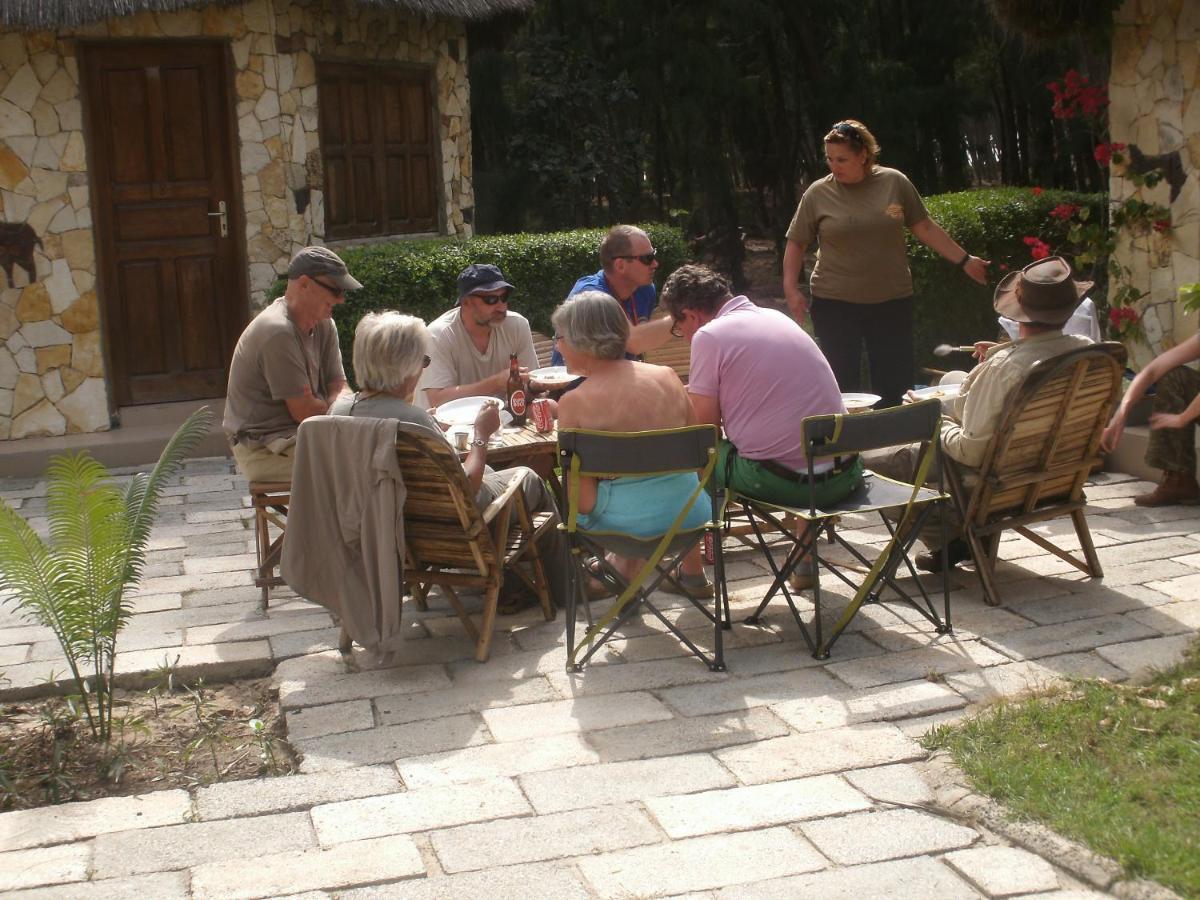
[
  {"xmin": 274, "ymin": 225, "xmax": 688, "ymax": 388},
  {"xmin": 910, "ymin": 186, "xmax": 1104, "ymax": 374}
]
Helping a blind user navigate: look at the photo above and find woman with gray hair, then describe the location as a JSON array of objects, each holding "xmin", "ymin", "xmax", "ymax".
[
  {"xmin": 331, "ymin": 311, "xmax": 565, "ymax": 609},
  {"xmin": 553, "ymin": 292, "xmax": 711, "ymax": 598}
]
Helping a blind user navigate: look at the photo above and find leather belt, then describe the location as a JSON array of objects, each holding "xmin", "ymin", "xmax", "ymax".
[{"xmin": 756, "ymin": 455, "xmax": 857, "ymax": 483}]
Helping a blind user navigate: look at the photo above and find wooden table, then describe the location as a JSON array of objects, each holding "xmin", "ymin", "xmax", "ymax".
[{"xmin": 456, "ymin": 422, "xmax": 560, "ymax": 484}]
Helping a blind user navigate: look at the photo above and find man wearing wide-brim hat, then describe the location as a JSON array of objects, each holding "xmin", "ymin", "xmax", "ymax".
[{"xmin": 868, "ymin": 255, "xmax": 1096, "ymax": 573}]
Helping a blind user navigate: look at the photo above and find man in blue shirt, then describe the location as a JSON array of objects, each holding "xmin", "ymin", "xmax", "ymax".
[{"xmin": 551, "ymin": 225, "xmax": 673, "ymax": 365}]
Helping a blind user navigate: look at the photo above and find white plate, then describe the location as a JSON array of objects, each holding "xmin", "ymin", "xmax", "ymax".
[
  {"xmin": 528, "ymin": 366, "xmax": 577, "ymax": 387},
  {"xmin": 434, "ymin": 396, "xmax": 513, "ymax": 428},
  {"xmin": 841, "ymin": 392, "xmax": 882, "ymax": 411},
  {"xmin": 909, "ymin": 384, "xmax": 962, "ymax": 402}
]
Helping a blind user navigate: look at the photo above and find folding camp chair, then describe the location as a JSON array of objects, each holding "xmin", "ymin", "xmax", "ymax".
[
  {"xmin": 944, "ymin": 342, "xmax": 1125, "ymax": 607},
  {"xmin": 738, "ymin": 399, "xmax": 952, "ymax": 659},
  {"xmin": 558, "ymin": 425, "xmax": 729, "ymax": 671}
]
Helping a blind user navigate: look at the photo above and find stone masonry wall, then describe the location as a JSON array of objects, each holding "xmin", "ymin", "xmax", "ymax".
[
  {"xmin": 1109, "ymin": 0, "xmax": 1199, "ymax": 369},
  {"xmin": 0, "ymin": 0, "xmax": 472, "ymax": 440}
]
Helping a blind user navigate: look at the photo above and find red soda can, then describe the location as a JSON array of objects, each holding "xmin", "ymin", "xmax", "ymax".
[
  {"xmin": 703, "ymin": 530, "xmax": 715, "ymax": 564},
  {"xmin": 530, "ymin": 398, "xmax": 553, "ymax": 433}
]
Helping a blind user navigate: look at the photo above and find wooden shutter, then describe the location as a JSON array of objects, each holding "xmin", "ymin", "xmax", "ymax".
[{"xmin": 318, "ymin": 63, "xmax": 438, "ymax": 239}]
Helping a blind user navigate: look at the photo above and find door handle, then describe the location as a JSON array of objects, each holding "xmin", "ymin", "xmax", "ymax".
[{"xmin": 207, "ymin": 200, "xmax": 228, "ymax": 237}]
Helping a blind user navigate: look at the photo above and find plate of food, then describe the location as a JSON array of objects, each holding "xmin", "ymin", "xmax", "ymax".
[
  {"xmin": 908, "ymin": 384, "xmax": 963, "ymax": 402},
  {"xmin": 841, "ymin": 392, "xmax": 882, "ymax": 413},
  {"xmin": 434, "ymin": 396, "xmax": 513, "ymax": 428},
  {"xmin": 528, "ymin": 366, "xmax": 578, "ymax": 388}
]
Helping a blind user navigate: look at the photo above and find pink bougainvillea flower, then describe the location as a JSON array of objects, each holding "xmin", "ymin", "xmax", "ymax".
[
  {"xmin": 1022, "ymin": 236, "xmax": 1051, "ymax": 260},
  {"xmin": 1049, "ymin": 203, "xmax": 1080, "ymax": 220},
  {"xmin": 1031, "ymin": 186, "xmax": 1044, "ymax": 195},
  {"xmin": 1153, "ymin": 218, "xmax": 1171, "ymax": 233}
]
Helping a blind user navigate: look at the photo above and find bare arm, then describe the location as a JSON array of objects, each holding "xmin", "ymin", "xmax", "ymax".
[
  {"xmin": 626, "ymin": 316, "xmax": 673, "ymax": 356},
  {"xmin": 425, "ymin": 368, "xmax": 525, "ymax": 408},
  {"xmin": 461, "ymin": 402, "xmax": 501, "ymax": 497},
  {"xmin": 909, "ymin": 217, "xmax": 990, "ymax": 285},
  {"xmin": 284, "ymin": 384, "xmax": 333, "ymax": 423},
  {"xmin": 782, "ymin": 239, "xmax": 808, "ymax": 324},
  {"xmin": 1102, "ymin": 336, "xmax": 1200, "ymax": 452},
  {"xmin": 688, "ymin": 391, "xmax": 721, "ymax": 429}
]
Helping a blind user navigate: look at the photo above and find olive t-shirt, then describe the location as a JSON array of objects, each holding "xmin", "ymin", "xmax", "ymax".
[
  {"xmin": 222, "ymin": 298, "xmax": 345, "ymax": 448},
  {"xmin": 785, "ymin": 166, "xmax": 929, "ymax": 303}
]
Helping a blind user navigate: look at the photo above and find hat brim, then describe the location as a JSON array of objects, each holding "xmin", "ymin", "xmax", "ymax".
[
  {"xmin": 457, "ymin": 279, "xmax": 515, "ymax": 303},
  {"xmin": 993, "ymin": 270, "xmax": 1093, "ymax": 325}
]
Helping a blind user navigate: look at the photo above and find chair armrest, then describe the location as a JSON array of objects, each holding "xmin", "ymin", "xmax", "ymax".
[{"xmin": 480, "ymin": 472, "xmax": 524, "ymax": 524}]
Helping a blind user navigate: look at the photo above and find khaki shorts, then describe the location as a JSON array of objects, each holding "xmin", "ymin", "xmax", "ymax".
[{"xmin": 232, "ymin": 438, "xmax": 295, "ymax": 483}]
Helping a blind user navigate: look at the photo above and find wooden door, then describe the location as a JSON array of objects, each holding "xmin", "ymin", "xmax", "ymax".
[{"xmin": 82, "ymin": 41, "xmax": 245, "ymax": 406}]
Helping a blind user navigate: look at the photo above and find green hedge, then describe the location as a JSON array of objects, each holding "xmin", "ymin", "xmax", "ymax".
[
  {"xmin": 275, "ymin": 224, "xmax": 687, "ymax": 387},
  {"xmin": 910, "ymin": 186, "xmax": 1104, "ymax": 375}
]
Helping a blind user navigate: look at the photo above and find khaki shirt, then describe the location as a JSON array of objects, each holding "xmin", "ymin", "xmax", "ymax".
[
  {"xmin": 786, "ymin": 167, "xmax": 928, "ymax": 303},
  {"xmin": 941, "ymin": 331, "xmax": 1094, "ymax": 468},
  {"xmin": 222, "ymin": 298, "xmax": 345, "ymax": 448},
  {"xmin": 415, "ymin": 307, "xmax": 538, "ymax": 410}
]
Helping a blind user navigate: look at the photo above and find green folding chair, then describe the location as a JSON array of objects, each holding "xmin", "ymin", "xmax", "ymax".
[
  {"xmin": 736, "ymin": 399, "xmax": 952, "ymax": 658},
  {"xmin": 558, "ymin": 424, "xmax": 729, "ymax": 672}
]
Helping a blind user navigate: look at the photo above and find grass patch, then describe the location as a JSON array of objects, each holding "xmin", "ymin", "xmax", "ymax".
[{"xmin": 923, "ymin": 639, "xmax": 1200, "ymax": 898}]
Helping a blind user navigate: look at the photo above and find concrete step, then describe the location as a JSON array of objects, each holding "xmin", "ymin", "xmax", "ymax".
[
  {"xmin": 0, "ymin": 399, "xmax": 230, "ymax": 479},
  {"xmin": 1103, "ymin": 423, "xmax": 1200, "ymax": 482}
]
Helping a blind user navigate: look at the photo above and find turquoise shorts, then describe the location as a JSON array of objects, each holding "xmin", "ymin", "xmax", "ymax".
[{"xmin": 577, "ymin": 472, "xmax": 711, "ymax": 538}]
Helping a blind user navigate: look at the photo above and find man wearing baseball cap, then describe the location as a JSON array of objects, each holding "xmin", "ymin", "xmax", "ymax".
[
  {"xmin": 870, "ymin": 255, "xmax": 1095, "ymax": 572},
  {"xmin": 223, "ymin": 246, "xmax": 361, "ymax": 482},
  {"xmin": 414, "ymin": 262, "xmax": 540, "ymax": 410}
]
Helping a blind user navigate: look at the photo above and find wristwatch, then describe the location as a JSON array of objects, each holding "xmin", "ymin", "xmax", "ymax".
[{"xmin": 469, "ymin": 437, "xmax": 487, "ymax": 448}]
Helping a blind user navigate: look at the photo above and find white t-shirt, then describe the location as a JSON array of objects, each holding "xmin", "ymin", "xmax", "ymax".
[{"xmin": 415, "ymin": 307, "xmax": 538, "ymax": 410}]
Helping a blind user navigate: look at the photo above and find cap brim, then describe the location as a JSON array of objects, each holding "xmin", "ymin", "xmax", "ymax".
[
  {"xmin": 332, "ymin": 272, "xmax": 364, "ymax": 291},
  {"xmin": 457, "ymin": 280, "xmax": 515, "ymax": 303}
]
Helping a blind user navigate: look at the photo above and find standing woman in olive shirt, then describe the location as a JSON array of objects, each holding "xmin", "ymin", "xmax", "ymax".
[{"xmin": 782, "ymin": 120, "xmax": 989, "ymax": 407}]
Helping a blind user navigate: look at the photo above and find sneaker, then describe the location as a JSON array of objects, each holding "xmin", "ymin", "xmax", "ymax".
[
  {"xmin": 659, "ymin": 571, "xmax": 715, "ymax": 599},
  {"xmin": 915, "ymin": 538, "xmax": 972, "ymax": 574},
  {"xmin": 1133, "ymin": 471, "xmax": 1200, "ymax": 507}
]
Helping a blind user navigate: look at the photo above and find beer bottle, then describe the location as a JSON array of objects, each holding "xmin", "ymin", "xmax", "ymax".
[{"xmin": 505, "ymin": 353, "xmax": 527, "ymax": 425}]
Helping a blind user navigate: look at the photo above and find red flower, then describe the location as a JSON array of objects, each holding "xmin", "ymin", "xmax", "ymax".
[
  {"xmin": 1094, "ymin": 142, "xmax": 1126, "ymax": 167},
  {"xmin": 1049, "ymin": 203, "xmax": 1080, "ymax": 221},
  {"xmin": 998, "ymin": 263, "xmax": 1010, "ymax": 272},
  {"xmin": 1031, "ymin": 187, "xmax": 1044, "ymax": 196},
  {"xmin": 1022, "ymin": 236, "xmax": 1051, "ymax": 259},
  {"xmin": 1153, "ymin": 218, "xmax": 1171, "ymax": 233}
]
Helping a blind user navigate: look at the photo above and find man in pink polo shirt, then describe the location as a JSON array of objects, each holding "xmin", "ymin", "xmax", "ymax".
[{"xmin": 662, "ymin": 265, "xmax": 863, "ymax": 586}]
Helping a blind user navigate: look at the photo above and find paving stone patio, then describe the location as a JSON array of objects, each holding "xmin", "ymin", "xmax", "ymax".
[{"xmin": 0, "ymin": 457, "xmax": 1195, "ymax": 898}]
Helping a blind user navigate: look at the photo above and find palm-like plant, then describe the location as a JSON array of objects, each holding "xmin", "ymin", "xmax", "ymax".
[{"xmin": 0, "ymin": 407, "xmax": 214, "ymax": 741}]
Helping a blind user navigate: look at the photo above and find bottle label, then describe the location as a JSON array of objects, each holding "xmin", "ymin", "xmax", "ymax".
[{"xmin": 510, "ymin": 389, "xmax": 526, "ymax": 415}]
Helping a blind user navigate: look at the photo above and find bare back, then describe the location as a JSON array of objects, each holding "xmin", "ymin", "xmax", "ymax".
[{"xmin": 558, "ymin": 359, "xmax": 693, "ymax": 433}]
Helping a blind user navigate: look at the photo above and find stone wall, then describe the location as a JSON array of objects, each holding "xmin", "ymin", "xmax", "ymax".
[
  {"xmin": 1109, "ymin": 0, "xmax": 1199, "ymax": 369},
  {"xmin": 0, "ymin": 0, "xmax": 473, "ymax": 440}
]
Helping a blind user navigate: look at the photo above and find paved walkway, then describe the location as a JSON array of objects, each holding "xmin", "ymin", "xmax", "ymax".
[{"xmin": 0, "ymin": 457, "xmax": 1196, "ymax": 898}]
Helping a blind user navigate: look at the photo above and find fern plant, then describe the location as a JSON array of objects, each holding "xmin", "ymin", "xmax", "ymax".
[{"xmin": 0, "ymin": 407, "xmax": 213, "ymax": 742}]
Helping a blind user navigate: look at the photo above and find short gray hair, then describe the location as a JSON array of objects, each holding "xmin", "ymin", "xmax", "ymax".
[
  {"xmin": 551, "ymin": 291, "xmax": 629, "ymax": 361},
  {"xmin": 352, "ymin": 311, "xmax": 429, "ymax": 391}
]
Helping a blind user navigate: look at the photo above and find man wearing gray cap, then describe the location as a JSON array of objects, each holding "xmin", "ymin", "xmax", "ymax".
[
  {"xmin": 415, "ymin": 263, "xmax": 539, "ymax": 410},
  {"xmin": 223, "ymin": 246, "xmax": 361, "ymax": 482}
]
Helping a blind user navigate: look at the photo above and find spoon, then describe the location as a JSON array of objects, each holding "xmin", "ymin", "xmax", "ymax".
[{"xmin": 933, "ymin": 344, "xmax": 977, "ymax": 357}]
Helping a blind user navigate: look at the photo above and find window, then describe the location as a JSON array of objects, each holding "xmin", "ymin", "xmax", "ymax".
[{"xmin": 317, "ymin": 62, "xmax": 438, "ymax": 239}]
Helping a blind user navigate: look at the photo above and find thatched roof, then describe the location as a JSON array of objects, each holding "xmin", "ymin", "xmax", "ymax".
[{"xmin": 0, "ymin": 0, "xmax": 534, "ymax": 30}]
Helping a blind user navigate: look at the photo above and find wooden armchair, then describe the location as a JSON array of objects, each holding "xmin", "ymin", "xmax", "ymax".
[
  {"xmin": 944, "ymin": 342, "xmax": 1125, "ymax": 607},
  {"xmin": 394, "ymin": 423, "xmax": 556, "ymax": 661},
  {"xmin": 531, "ymin": 331, "xmax": 555, "ymax": 369}
]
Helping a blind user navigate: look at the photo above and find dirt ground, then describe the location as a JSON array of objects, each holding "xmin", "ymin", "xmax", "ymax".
[{"xmin": 0, "ymin": 677, "xmax": 296, "ymax": 810}]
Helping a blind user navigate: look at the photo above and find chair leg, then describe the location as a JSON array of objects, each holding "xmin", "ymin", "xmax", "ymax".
[
  {"xmin": 475, "ymin": 580, "xmax": 501, "ymax": 663},
  {"xmin": 1071, "ymin": 509, "xmax": 1104, "ymax": 578},
  {"xmin": 966, "ymin": 529, "xmax": 1003, "ymax": 607}
]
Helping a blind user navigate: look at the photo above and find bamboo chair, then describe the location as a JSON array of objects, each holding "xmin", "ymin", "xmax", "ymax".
[
  {"xmin": 394, "ymin": 423, "xmax": 556, "ymax": 662},
  {"xmin": 944, "ymin": 342, "xmax": 1125, "ymax": 607},
  {"xmin": 249, "ymin": 481, "xmax": 289, "ymax": 610},
  {"xmin": 531, "ymin": 331, "xmax": 556, "ymax": 369},
  {"xmin": 558, "ymin": 424, "xmax": 729, "ymax": 671}
]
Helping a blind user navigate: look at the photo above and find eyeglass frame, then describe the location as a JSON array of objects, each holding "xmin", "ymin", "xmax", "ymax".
[
  {"xmin": 470, "ymin": 291, "xmax": 511, "ymax": 306},
  {"xmin": 422, "ymin": 354, "xmax": 431, "ymax": 368},
  {"xmin": 614, "ymin": 250, "xmax": 658, "ymax": 266},
  {"xmin": 308, "ymin": 276, "xmax": 347, "ymax": 298}
]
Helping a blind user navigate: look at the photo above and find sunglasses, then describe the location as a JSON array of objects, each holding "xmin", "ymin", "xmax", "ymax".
[
  {"xmin": 422, "ymin": 354, "xmax": 431, "ymax": 368},
  {"xmin": 615, "ymin": 250, "xmax": 658, "ymax": 266},
  {"xmin": 473, "ymin": 292, "xmax": 510, "ymax": 306},
  {"xmin": 309, "ymin": 277, "xmax": 346, "ymax": 298},
  {"xmin": 831, "ymin": 122, "xmax": 862, "ymax": 144}
]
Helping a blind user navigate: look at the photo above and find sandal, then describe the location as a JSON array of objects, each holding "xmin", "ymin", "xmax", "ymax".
[{"xmin": 584, "ymin": 558, "xmax": 618, "ymax": 600}]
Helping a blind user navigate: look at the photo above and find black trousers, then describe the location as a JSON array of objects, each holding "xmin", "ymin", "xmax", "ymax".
[{"xmin": 810, "ymin": 295, "xmax": 914, "ymax": 409}]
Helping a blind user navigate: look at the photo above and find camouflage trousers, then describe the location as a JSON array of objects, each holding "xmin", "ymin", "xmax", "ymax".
[{"xmin": 1146, "ymin": 365, "xmax": 1200, "ymax": 474}]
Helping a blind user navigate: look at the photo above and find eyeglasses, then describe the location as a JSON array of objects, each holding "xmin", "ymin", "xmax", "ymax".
[
  {"xmin": 615, "ymin": 250, "xmax": 658, "ymax": 266},
  {"xmin": 669, "ymin": 312, "xmax": 687, "ymax": 339},
  {"xmin": 309, "ymin": 277, "xmax": 346, "ymax": 298},
  {"xmin": 473, "ymin": 292, "xmax": 510, "ymax": 306},
  {"xmin": 831, "ymin": 122, "xmax": 862, "ymax": 144},
  {"xmin": 422, "ymin": 354, "xmax": 431, "ymax": 368}
]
